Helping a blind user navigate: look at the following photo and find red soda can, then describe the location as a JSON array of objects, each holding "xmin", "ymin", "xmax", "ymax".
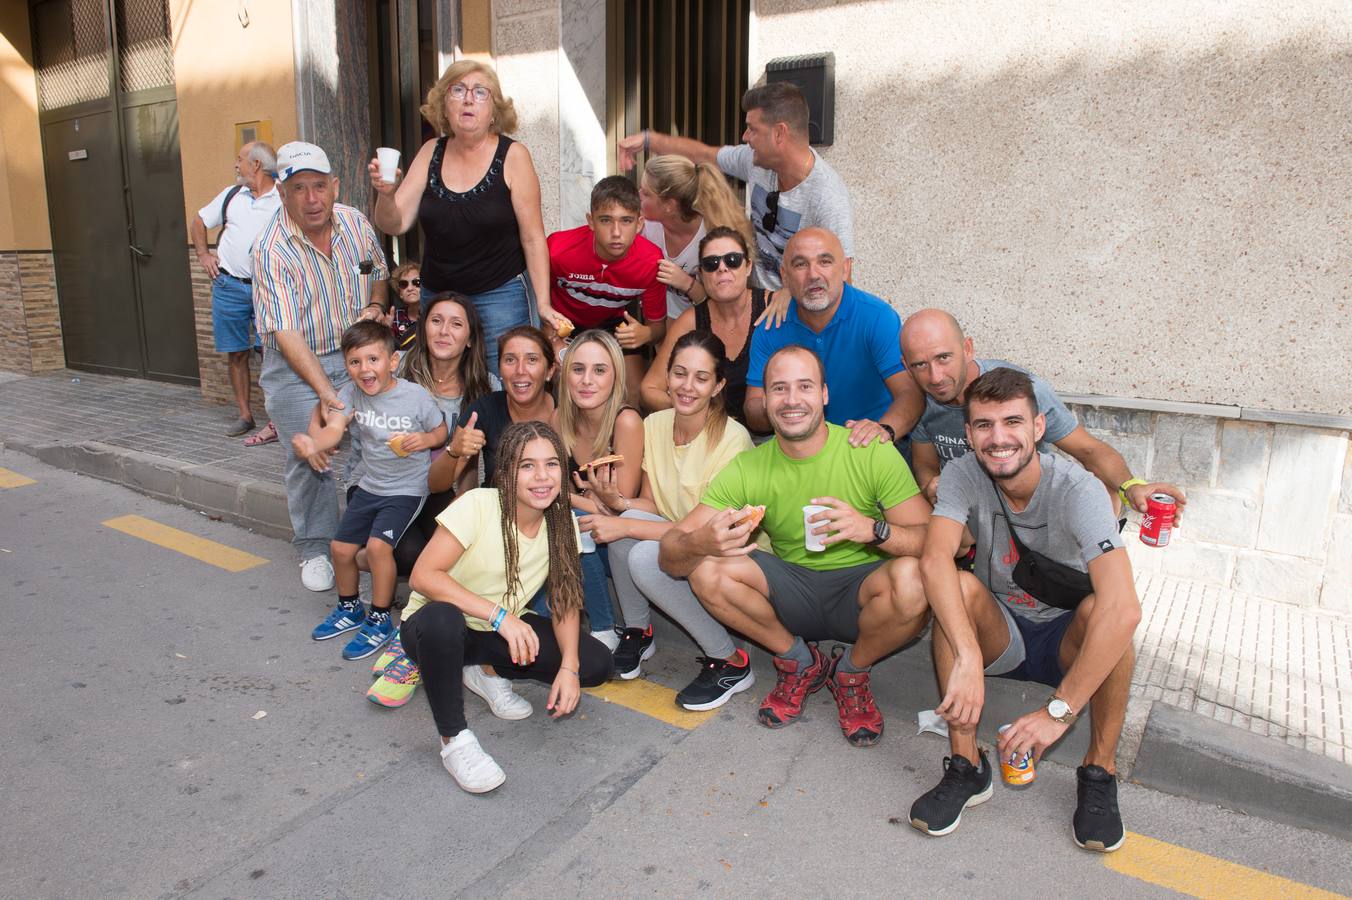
[{"xmin": 1139, "ymin": 493, "xmax": 1176, "ymax": 547}]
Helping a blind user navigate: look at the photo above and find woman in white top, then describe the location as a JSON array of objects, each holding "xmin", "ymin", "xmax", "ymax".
[
  {"xmin": 404, "ymin": 421, "xmax": 613, "ymax": 793},
  {"xmin": 638, "ymin": 154, "xmax": 753, "ymax": 319},
  {"xmin": 579, "ymin": 330, "xmax": 760, "ymax": 711}
]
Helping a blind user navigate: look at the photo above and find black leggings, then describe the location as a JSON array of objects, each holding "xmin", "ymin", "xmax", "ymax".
[{"xmin": 401, "ymin": 602, "xmax": 614, "ymax": 737}]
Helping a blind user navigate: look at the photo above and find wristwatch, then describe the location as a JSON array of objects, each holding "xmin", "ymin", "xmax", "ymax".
[
  {"xmin": 1046, "ymin": 694, "xmax": 1078, "ymax": 725},
  {"xmin": 880, "ymin": 422, "xmax": 897, "ymax": 442},
  {"xmin": 870, "ymin": 518, "xmax": 891, "ymax": 546}
]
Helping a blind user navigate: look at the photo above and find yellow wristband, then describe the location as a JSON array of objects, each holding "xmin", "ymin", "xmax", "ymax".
[{"xmin": 1119, "ymin": 477, "xmax": 1148, "ymax": 506}]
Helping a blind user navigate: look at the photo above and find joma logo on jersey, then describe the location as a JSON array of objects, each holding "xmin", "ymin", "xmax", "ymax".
[{"xmin": 354, "ymin": 410, "xmax": 414, "ymax": 430}]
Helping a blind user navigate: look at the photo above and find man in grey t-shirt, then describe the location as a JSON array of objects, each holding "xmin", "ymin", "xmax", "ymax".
[
  {"xmin": 907, "ymin": 367, "xmax": 1141, "ymax": 855},
  {"xmin": 901, "ymin": 309, "xmax": 1185, "ymax": 518},
  {"xmin": 618, "ymin": 82, "xmax": 854, "ymax": 291}
]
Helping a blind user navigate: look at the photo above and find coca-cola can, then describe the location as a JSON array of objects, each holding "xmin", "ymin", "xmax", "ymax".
[{"xmin": 1139, "ymin": 493, "xmax": 1176, "ymax": 547}]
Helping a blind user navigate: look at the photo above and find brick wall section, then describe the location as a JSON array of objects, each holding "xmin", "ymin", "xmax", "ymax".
[
  {"xmin": 18, "ymin": 252, "xmax": 63, "ymax": 371},
  {"xmin": 191, "ymin": 247, "xmax": 264, "ymax": 418},
  {"xmin": 0, "ymin": 252, "xmax": 32, "ymax": 372},
  {"xmin": 1075, "ymin": 404, "xmax": 1352, "ymax": 614}
]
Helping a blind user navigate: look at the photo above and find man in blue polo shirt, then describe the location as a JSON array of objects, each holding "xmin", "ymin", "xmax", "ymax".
[{"xmin": 743, "ymin": 228, "xmax": 923, "ymax": 450}]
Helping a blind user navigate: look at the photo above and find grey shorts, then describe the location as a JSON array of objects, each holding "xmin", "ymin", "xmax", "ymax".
[{"xmin": 749, "ymin": 550, "xmax": 884, "ymax": 643}]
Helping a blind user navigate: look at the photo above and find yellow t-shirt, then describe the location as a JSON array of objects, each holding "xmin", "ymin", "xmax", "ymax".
[
  {"xmin": 641, "ymin": 410, "xmax": 768, "ymax": 550},
  {"xmin": 404, "ymin": 488, "xmax": 575, "ymax": 630}
]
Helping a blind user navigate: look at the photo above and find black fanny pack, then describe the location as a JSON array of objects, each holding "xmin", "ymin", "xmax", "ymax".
[{"xmin": 990, "ymin": 478, "xmax": 1092, "ymax": 610}]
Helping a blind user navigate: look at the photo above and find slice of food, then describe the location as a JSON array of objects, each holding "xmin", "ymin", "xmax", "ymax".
[
  {"xmin": 554, "ymin": 317, "xmax": 575, "ymax": 338},
  {"xmin": 735, "ymin": 504, "xmax": 766, "ymax": 529},
  {"xmin": 580, "ymin": 453, "xmax": 624, "ymax": 470},
  {"xmin": 387, "ymin": 432, "xmax": 410, "ymax": 457}
]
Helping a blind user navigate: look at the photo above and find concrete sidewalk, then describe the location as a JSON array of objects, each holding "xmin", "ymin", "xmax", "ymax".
[{"xmin": 2, "ymin": 368, "xmax": 1349, "ymax": 839}]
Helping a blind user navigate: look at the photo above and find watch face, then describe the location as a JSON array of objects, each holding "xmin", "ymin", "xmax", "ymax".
[{"xmin": 1049, "ymin": 699, "xmax": 1070, "ymax": 719}]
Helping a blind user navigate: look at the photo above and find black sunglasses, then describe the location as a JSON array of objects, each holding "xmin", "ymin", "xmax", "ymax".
[
  {"xmin": 760, "ymin": 190, "xmax": 780, "ymax": 234},
  {"xmin": 699, "ymin": 252, "xmax": 747, "ymax": 273},
  {"xmin": 397, "ymin": 277, "xmax": 421, "ymax": 288}
]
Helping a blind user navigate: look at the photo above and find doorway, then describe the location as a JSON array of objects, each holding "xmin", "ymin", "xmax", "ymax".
[{"xmin": 32, "ymin": 0, "xmax": 198, "ymax": 384}]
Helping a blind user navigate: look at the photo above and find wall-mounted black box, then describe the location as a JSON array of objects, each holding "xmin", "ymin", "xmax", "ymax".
[{"xmin": 765, "ymin": 53, "xmax": 835, "ymax": 146}]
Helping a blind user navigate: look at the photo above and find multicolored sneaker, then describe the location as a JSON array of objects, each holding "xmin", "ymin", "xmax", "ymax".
[
  {"xmin": 341, "ymin": 608, "xmax": 395, "ymax": 660},
  {"xmin": 311, "ymin": 598, "xmax": 366, "ymax": 641},
  {"xmin": 756, "ymin": 642, "xmax": 829, "ymax": 728},
  {"xmin": 366, "ymin": 655, "xmax": 420, "ymax": 708},
  {"xmin": 371, "ymin": 628, "xmax": 405, "ymax": 674},
  {"xmin": 826, "ymin": 654, "xmax": 884, "ymax": 747}
]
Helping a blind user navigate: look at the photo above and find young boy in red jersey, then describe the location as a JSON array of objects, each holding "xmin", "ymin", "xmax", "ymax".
[{"xmin": 547, "ymin": 176, "xmax": 666, "ymax": 406}]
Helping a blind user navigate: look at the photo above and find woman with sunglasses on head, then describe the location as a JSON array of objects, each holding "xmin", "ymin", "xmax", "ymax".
[
  {"xmin": 552, "ymin": 330, "xmax": 644, "ymax": 650},
  {"xmin": 581, "ymin": 330, "xmax": 761, "ymax": 710},
  {"xmin": 641, "ymin": 227, "xmax": 770, "ymax": 435},
  {"xmin": 388, "ymin": 262, "xmax": 423, "ymax": 351},
  {"xmin": 368, "ymin": 60, "xmax": 563, "ymax": 374},
  {"xmin": 405, "ymin": 420, "xmax": 613, "ymax": 793},
  {"xmin": 637, "ymin": 155, "xmax": 754, "ymax": 321}
]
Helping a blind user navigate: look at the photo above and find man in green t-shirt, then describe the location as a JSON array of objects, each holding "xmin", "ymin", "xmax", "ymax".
[{"xmin": 659, "ymin": 345, "xmax": 933, "ymax": 746}]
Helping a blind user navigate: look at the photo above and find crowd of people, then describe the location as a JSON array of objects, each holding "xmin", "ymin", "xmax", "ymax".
[{"xmin": 192, "ymin": 60, "xmax": 1188, "ymax": 850}]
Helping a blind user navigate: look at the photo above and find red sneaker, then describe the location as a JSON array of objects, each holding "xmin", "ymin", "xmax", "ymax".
[
  {"xmin": 827, "ymin": 656, "xmax": 884, "ymax": 747},
  {"xmin": 757, "ymin": 643, "xmax": 830, "ymax": 728}
]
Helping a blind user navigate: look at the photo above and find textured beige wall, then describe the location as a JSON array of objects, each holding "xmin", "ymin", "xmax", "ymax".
[
  {"xmin": 170, "ymin": 0, "xmax": 297, "ymax": 229},
  {"xmin": 0, "ymin": 4, "xmax": 53, "ymax": 251},
  {"xmin": 753, "ymin": 1, "xmax": 1352, "ymax": 416},
  {"xmin": 493, "ymin": 0, "xmax": 562, "ymax": 231}
]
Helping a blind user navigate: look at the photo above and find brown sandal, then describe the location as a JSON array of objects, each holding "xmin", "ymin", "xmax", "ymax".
[{"xmin": 244, "ymin": 421, "xmax": 278, "ymax": 447}]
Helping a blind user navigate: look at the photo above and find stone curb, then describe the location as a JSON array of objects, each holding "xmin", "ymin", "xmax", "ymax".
[
  {"xmin": 3, "ymin": 438, "xmax": 291, "ymax": 540},
  {"xmin": 1131, "ymin": 702, "xmax": 1352, "ymax": 843}
]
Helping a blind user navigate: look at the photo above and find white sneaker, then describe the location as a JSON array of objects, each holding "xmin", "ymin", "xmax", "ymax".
[
  {"xmin": 300, "ymin": 556, "xmax": 335, "ymax": 592},
  {"xmin": 462, "ymin": 665, "xmax": 533, "ymax": 719},
  {"xmin": 440, "ymin": 730, "xmax": 505, "ymax": 793},
  {"xmin": 590, "ymin": 628, "xmax": 620, "ymax": 652}
]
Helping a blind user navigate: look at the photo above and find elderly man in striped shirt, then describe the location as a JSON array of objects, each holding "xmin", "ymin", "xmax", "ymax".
[{"xmin": 253, "ymin": 142, "xmax": 391, "ymax": 592}]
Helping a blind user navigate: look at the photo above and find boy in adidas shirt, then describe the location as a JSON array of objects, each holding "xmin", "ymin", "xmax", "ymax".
[
  {"xmin": 293, "ymin": 320, "xmax": 447, "ymax": 660},
  {"xmin": 547, "ymin": 176, "xmax": 666, "ymax": 406}
]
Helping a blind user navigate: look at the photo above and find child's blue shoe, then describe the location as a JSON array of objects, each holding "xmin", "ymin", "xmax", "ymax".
[
  {"xmin": 342, "ymin": 608, "xmax": 395, "ymax": 660},
  {"xmin": 312, "ymin": 599, "xmax": 366, "ymax": 641}
]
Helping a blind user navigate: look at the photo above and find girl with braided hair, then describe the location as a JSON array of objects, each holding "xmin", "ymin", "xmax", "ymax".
[{"xmin": 404, "ymin": 420, "xmax": 614, "ymax": 793}]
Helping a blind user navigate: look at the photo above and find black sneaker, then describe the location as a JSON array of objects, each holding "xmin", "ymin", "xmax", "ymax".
[
  {"xmin": 909, "ymin": 751, "xmax": 994, "ymax": 836},
  {"xmin": 676, "ymin": 650, "xmax": 756, "ymax": 711},
  {"xmin": 612, "ymin": 626, "xmax": 655, "ymax": 680},
  {"xmin": 1073, "ymin": 765, "xmax": 1125, "ymax": 852}
]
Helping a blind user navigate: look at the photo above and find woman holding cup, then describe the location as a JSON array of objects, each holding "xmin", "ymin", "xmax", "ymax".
[{"xmin": 368, "ymin": 60, "xmax": 560, "ymax": 374}]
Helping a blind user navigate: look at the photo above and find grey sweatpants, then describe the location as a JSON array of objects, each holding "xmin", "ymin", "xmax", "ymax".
[
  {"xmin": 260, "ymin": 347, "xmax": 351, "ymax": 560},
  {"xmin": 608, "ymin": 509, "xmax": 737, "ymax": 660}
]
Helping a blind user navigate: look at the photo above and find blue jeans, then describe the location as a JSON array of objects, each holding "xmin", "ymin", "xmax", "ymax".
[
  {"xmin": 210, "ymin": 274, "xmax": 259, "ymax": 352},
  {"xmin": 526, "ymin": 512, "xmax": 617, "ymax": 633},
  {"xmin": 421, "ymin": 271, "xmax": 537, "ymax": 375}
]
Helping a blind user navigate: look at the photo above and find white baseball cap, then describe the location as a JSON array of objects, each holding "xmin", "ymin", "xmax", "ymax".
[{"xmin": 275, "ymin": 141, "xmax": 333, "ymax": 181}]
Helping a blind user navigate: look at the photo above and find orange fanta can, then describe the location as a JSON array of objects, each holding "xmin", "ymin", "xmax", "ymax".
[{"xmin": 998, "ymin": 724, "xmax": 1036, "ymax": 786}]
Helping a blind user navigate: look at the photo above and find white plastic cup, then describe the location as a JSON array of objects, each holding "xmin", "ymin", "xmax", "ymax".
[
  {"xmin": 578, "ymin": 526, "xmax": 596, "ymax": 554},
  {"xmin": 375, "ymin": 147, "xmax": 401, "ymax": 183},
  {"xmin": 803, "ymin": 504, "xmax": 830, "ymax": 552}
]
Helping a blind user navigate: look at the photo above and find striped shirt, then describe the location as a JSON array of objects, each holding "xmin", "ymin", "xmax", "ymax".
[{"xmin": 252, "ymin": 202, "xmax": 389, "ymax": 354}]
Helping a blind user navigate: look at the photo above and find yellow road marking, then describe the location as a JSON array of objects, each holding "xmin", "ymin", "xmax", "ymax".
[
  {"xmin": 1106, "ymin": 832, "xmax": 1348, "ymax": 899},
  {"xmin": 584, "ymin": 678, "xmax": 717, "ymax": 731},
  {"xmin": 0, "ymin": 467, "xmax": 36, "ymax": 489},
  {"xmin": 102, "ymin": 515, "xmax": 267, "ymax": 572}
]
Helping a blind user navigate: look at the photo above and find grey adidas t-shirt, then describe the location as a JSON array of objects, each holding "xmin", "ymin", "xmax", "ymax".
[
  {"xmin": 932, "ymin": 452, "xmax": 1123, "ymax": 623},
  {"xmin": 716, "ymin": 144, "xmax": 855, "ymax": 291},
  {"xmin": 337, "ymin": 379, "xmax": 444, "ymax": 497},
  {"xmin": 911, "ymin": 359, "xmax": 1078, "ymax": 467}
]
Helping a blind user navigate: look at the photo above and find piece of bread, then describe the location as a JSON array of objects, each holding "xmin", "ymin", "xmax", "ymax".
[
  {"xmin": 554, "ymin": 317, "xmax": 575, "ymax": 338},
  {"xmin": 735, "ymin": 504, "xmax": 766, "ymax": 529},
  {"xmin": 580, "ymin": 453, "xmax": 624, "ymax": 470}
]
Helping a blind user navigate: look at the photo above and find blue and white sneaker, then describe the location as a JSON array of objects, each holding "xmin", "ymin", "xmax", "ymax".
[
  {"xmin": 341, "ymin": 609, "xmax": 395, "ymax": 660},
  {"xmin": 312, "ymin": 599, "xmax": 366, "ymax": 641}
]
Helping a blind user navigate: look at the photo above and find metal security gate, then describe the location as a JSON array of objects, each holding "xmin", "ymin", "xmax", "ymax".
[
  {"xmin": 33, "ymin": 0, "xmax": 198, "ymax": 384},
  {"xmin": 607, "ymin": 0, "xmax": 750, "ymax": 178}
]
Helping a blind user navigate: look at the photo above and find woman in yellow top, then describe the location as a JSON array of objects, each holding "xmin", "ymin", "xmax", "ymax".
[
  {"xmin": 403, "ymin": 421, "xmax": 613, "ymax": 793},
  {"xmin": 579, "ymin": 331, "xmax": 760, "ymax": 711}
]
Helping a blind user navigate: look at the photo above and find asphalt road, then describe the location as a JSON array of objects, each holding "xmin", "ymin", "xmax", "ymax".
[{"xmin": 2, "ymin": 449, "xmax": 1350, "ymax": 899}]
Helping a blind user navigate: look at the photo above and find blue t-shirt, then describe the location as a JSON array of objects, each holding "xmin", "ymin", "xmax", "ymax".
[{"xmin": 746, "ymin": 282, "xmax": 904, "ymax": 425}]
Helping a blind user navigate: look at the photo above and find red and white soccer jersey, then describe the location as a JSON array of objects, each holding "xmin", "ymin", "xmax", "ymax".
[{"xmin": 546, "ymin": 225, "xmax": 666, "ymax": 328}]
